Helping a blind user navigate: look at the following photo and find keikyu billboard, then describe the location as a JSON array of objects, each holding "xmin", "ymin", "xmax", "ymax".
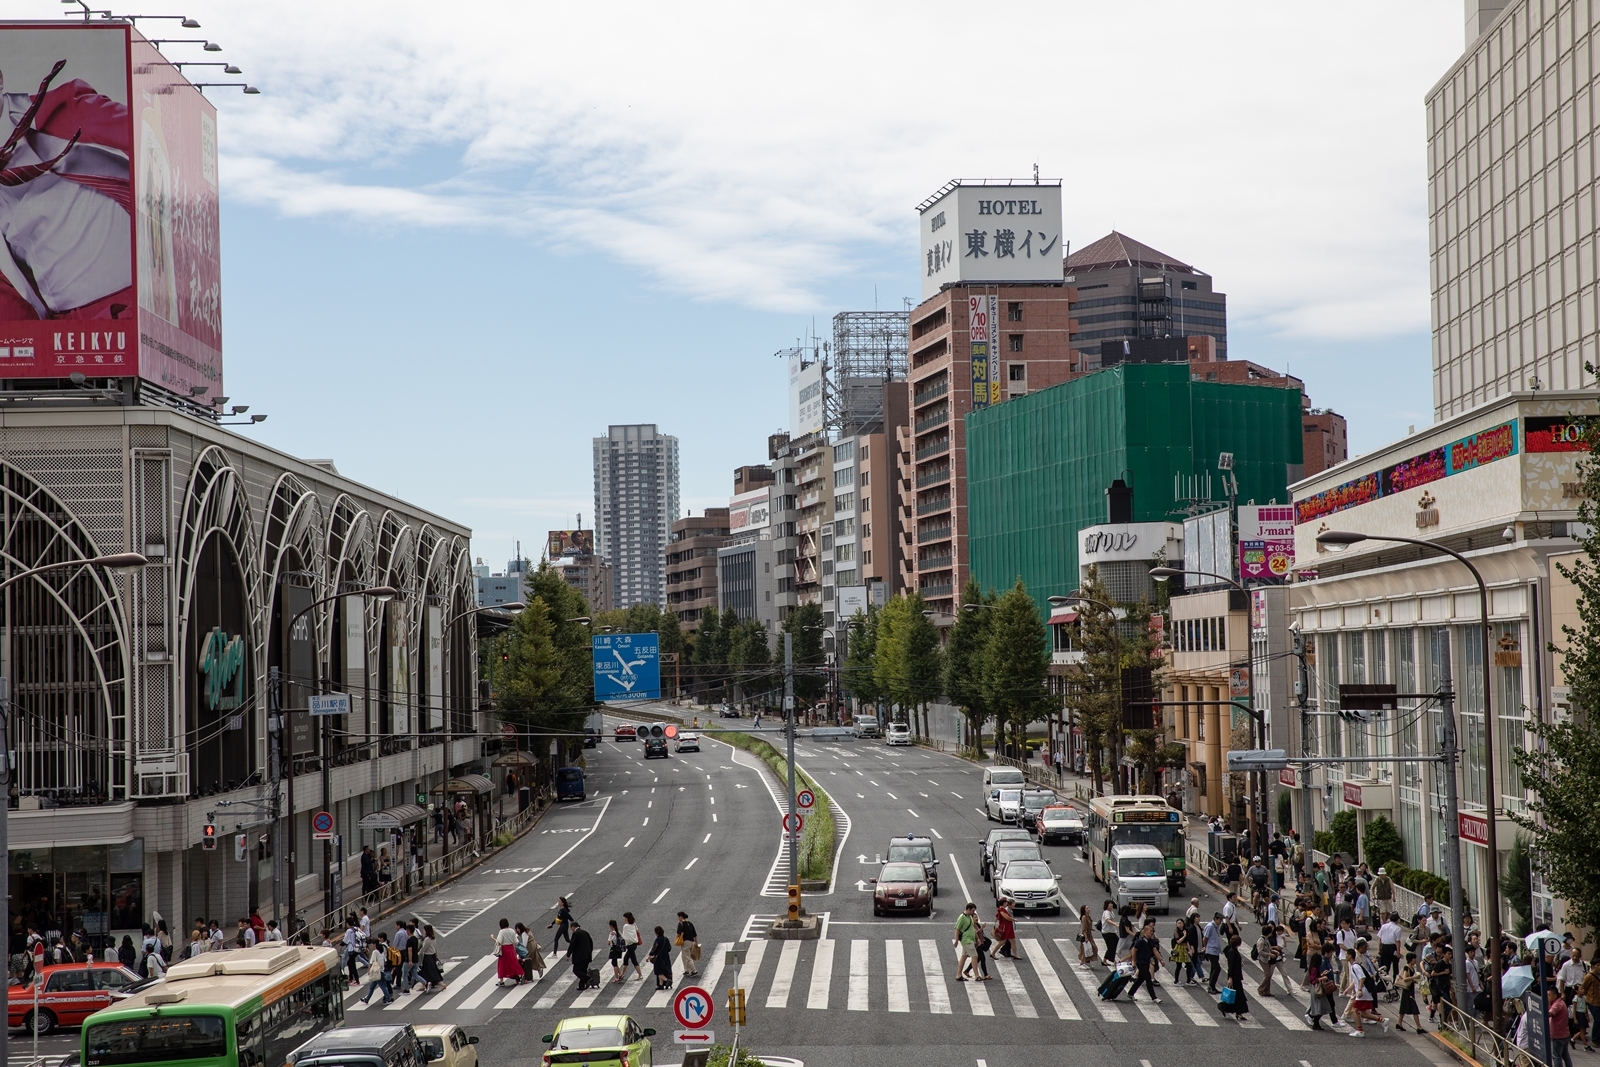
[{"xmin": 0, "ymin": 24, "xmax": 222, "ymax": 401}]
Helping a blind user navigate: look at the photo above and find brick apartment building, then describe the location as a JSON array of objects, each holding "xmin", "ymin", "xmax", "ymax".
[{"xmin": 665, "ymin": 508, "xmax": 730, "ymax": 629}]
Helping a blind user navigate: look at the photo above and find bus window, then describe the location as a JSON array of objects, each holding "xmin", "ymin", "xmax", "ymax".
[{"xmin": 86, "ymin": 1016, "xmax": 228, "ymax": 1065}]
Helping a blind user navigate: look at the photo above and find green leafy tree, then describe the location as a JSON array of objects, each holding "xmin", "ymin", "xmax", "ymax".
[
  {"xmin": 874, "ymin": 593, "xmax": 942, "ymax": 735},
  {"xmin": 1361, "ymin": 814, "xmax": 1404, "ymax": 872},
  {"xmin": 1125, "ymin": 730, "xmax": 1187, "ymax": 795},
  {"xmin": 1064, "ymin": 568, "xmax": 1123, "ymax": 794},
  {"xmin": 844, "ymin": 603, "xmax": 882, "ymax": 714},
  {"xmin": 1329, "ymin": 808, "xmax": 1359, "ymax": 858},
  {"xmin": 980, "ymin": 581, "xmax": 1051, "ymax": 757},
  {"xmin": 1277, "ymin": 789, "xmax": 1294, "ymax": 833},
  {"xmin": 497, "ymin": 564, "xmax": 595, "ymax": 760},
  {"xmin": 783, "ymin": 602, "xmax": 827, "ymax": 706},
  {"xmin": 1511, "ymin": 400, "xmax": 1600, "ymax": 940},
  {"xmin": 1504, "ymin": 833, "xmax": 1534, "ymax": 938},
  {"xmin": 944, "ymin": 577, "xmax": 996, "ymax": 755}
]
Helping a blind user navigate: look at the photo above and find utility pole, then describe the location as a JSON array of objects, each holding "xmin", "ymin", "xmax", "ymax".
[
  {"xmin": 284, "ymin": 666, "xmax": 299, "ymax": 934},
  {"xmin": 1, "ymin": 675, "xmax": 11, "ymax": 1067},
  {"xmin": 320, "ymin": 666, "xmax": 338, "ymax": 925},
  {"xmin": 784, "ymin": 632, "xmax": 797, "ymax": 893},
  {"xmin": 1435, "ymin": 628, "xmax": 1472, "ymax": 1010},
  {"xmin": 268, "ymin": 665, "xmax": 284, "ymax": 929},
  {"xmin": 1293, "ymin": 631, "xmax": 1315, "ymax": 873}
]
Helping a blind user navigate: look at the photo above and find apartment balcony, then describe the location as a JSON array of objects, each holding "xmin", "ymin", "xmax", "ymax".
[
  {"xmin": 918, "ymin": 582, "xmax": 953, "ymax": 599},
  {"xmin": 916, "ymin": 467, "xmax": 950, "ymax": 489},
  {"xmin": 913, "ymin": 379, "xmax": 949, "ymax": 409},
  {"xmin": 918, "ymin": 553, "xmax": 952, "ymax": 571},
  {"xmin": 917, "ymin": 524, "xmax": 952, "ymax": 544},
  {"xmin": 916, "ymin": 497, "xmax": 951, "ymax": 517},
  {"xmin": 914, "ymin": 407, "xmax": 950, "ymax": 435},
  {"xmin": 799, "ymin": 489, "xmax": 822, "ymax": 508},
  {"xmin": 915, "ymin": 438, "xmax": 949, "ymax": 462}
]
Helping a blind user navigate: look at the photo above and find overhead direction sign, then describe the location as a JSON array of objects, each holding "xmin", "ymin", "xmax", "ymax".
[
  {"xmin": 1226, "ymin": 748, "xmax": 1289, "ymax": 772},
  {"xmin": 592, "ymin": 633, "xmax": 661, "ymax": 702}
]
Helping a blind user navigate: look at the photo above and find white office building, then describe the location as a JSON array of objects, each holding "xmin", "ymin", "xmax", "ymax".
[{"xmin": 593, "ymin": 425, "xmax": 680, "ymax": 609}]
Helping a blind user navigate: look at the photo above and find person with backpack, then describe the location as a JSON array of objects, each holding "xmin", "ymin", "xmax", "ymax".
[
  {"xmin": 359, "ymin": 933, "xmax": 393, "ymax": 1005},
  {"xmin": 342, "ymin": 917, "xmax": 364, "ymax": 987}
]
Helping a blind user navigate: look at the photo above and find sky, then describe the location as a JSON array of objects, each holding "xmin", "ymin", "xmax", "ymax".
[{"xmin": 18, "ymin": 1, "xmax": 1468, "ymax": 569}]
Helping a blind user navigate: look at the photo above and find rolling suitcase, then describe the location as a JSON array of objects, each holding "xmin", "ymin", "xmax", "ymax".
[
  {"xmin": 1099, "ymin": 964, "xmax": 1134, "ymax": 1000},
  {"xmin": 581, "ymin": 968, "xmax": 602, "ymax": 990}
]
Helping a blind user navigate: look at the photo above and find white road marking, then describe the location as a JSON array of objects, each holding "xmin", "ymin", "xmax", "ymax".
[
  {"xmin": 993, "ymin": 956, "xmax": 1037, "ymax": 1017},
  {"xmin": 642, "ymin": 818, "xmax": 649, "ymax": 826},
  {"xmin": 493, "ymin": 976, "xmax": 540, "ymax": 1009},
  {"xmin": 684, "ymin": 857, "xmax": 699, "ymax": 869},
  {"xmin": 704, "ymin": 834, "xmax": 712, "ymax": 843},
  {"xmin": 765, "ymin": 939, "xmax": 801, "ymax": 1008},
  {"xmin": 807, "ymin": 939, "xmax": 835, "ymax": 1008},
  {"xmin": 531, "ymin": 970, "xmax": 578, "ymax": 1009},
  {"xmin": 1131, "ymin": 995, "xmax": 1170, "ymax": 1024},
  {"xmin": 1165, "ymin": 983, "xmax": 1220, "ymax": 1026},
  {"xmin": 460, "ymin": 973, "xmax": 515, "ymax": 1010},
  {"xmin": 624, "ymin": 837, "xmax": 635, "ymax": 847},
  {"xmin": 1020, "ymin": 938, "xmax": 1079, "ymax": 1020},
  {"xmin": 848, "ymin": 939, "xmax": 870, "ymax": 1011},
  {"xmin": 596, "ymin": 861, "xmax": 614, "ymax": 874},
  {"xmin": 647, "ymin": 801, "xmax": 652, "ymax": 808},
  {"xmin": 919, "ymin": 939, "xmax": 952, "ymax": 1014},
  {"xmin": 882, "ymin": 939, "xmax": 909, "ymax": 1013},
  {"xmin": 929, "ymin": 828, "xmax": 942, "ymax": 839},
  {"xmin": 1061, "ymin": 950, "xmax": 1124, "ymax": 1021},
  {"xmin": 908, "ymin": 809, "xmax": 920, "ymax": 817},
  {"xmin": 885, "ymin": 791, "xmax": 896, "ymax": 799},
  {"xmin": 1255, "ymin": 989, "xmax": 1312, "ymax": 1030},
  {"xmin": 653, "ymin": 887, "xmax": 670, "ymax": 903},
  {"xmin": 713, "ymin": 813, "xmax": 718, "ymax": 822},
  {"xmin": 952, "ymin": 943, "xmax": 993, "ymax": 1015}
]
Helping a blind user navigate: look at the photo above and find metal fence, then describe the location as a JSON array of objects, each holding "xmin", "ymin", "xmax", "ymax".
[{"xmin": 1438, "ymin": 1005, "xmax": 1549, "ymax": 1067}]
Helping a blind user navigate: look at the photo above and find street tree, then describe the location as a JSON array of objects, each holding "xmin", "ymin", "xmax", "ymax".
[
  {"xmin": 944, "ymin": 577, "xmax": 996, "ymax": 755},
  {"xmin": 844, "ymin": 603, "xmax": 882, "ymax": 717},
  {"xmin": 1064, "ymin": 567, "xmax": 1123, "ymax": 795},
  {"xmin": 783, "ymin": 602, "xmax": 827, "ymax": 706},
  {"xmin": 980, "ymin": 581, "xmax": 1051, "ymax": 759},
  {"xmin": 875, "ymin": 592, "xmax": 941, "ymax": 736}
]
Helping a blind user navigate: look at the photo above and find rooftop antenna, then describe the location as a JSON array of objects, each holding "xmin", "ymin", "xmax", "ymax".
[{"xmin": 1033, "ymin": 162, "xmax": 1040, "ymax": 184}]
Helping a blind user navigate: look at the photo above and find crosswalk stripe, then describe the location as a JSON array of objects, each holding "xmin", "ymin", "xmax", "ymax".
[
  {"xmin": 918, "ymin": 940, "xmax": 952, "ymax": 1015},
  {"xmin": 993, "ymin": 957, "xmax": 1037, "ymax": 1018},
  {"xmin": 494, "ymin": 977, "xmax": 540, "ymax": 1009},
  {"xmin": 951, "ymin": 944, "xmax": 993, "ymax": 1016},
  {"xmin": 646, "ymin": 967, "xmax": 686, "ymax": 1008},
  {"xmin": 533, "ymin": 971, "xmax": 578, "ymax": 1009},
  {"xmin": 607, "ymin": 975, "xmax": 648, "ymax": 1009},
  {"xmin": 460, "ymin": 972, "xmax": 515, "ymax": 1010},
  {"xmin": 570, "ymin": 976, "xmax": 607, "ymax": 1009},
  {"xmin": 1060, "ymin": 952, "xmax": 1125, "ymax": 1022},
  {"xmin": 419, "ymin": 955, "xmax": 497, "ymax": 1009},
  {"xmin": 1253, "ymin": 991, "xmax": 1311, "ymax": 1030},
  {"xmin": 696, "ymin": 942, "xmax": 734, "ymax": 996},
  {"xmin": 1163, "ymin": 984, "xmax": 1219, "ymax": 1027},
  {"xmin": 848, "ymin": 940, "xmax": 870, "ymax": 1011},
  {"xmin": 884, "ymin": 940, "xmax": 909, "ymax": 1013},
  {"xmin": 766, "ymin": 941, "xmax": 801, "ymax": 1008},
  {"xmin": 1130, "ymin": 995, "xmax": 1170, "ymax": 1024},
  {"xmin": 1020, "ymin": 939, "xmax": 1079, "ymax": 1020},
  {"xmin": 807, "ymin": 940, "xmax": 835, "ymax": 1009}
]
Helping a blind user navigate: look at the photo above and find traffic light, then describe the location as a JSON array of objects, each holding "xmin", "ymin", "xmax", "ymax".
[
  {"xmin": 727, "ymin": 987, "xmax": 747, "ymax": 1027},
  {"xmin": 202, "ymin": 823, "xmax": 218, "ymax": 850},
  {"xmin": 786, "ymin": 883, "xmax": 802, "ymax": 921},
  {"xmin": 234, "ymin": 833, "xmax": 248, "ymax": 862}
]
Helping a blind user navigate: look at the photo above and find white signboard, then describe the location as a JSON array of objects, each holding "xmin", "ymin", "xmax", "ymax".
[
  {"xmin": 728, "ymin": 487, "xmax": 771, "ymax": 532},
  {"xmin": 1182, "ymin": 508, "xmax": 1234, "ymax": 587},
  {"xmin": 789, "ymin": 353, "xmax": 825, "ymax": 439},
  {"xmin": 1078, "ymin": 522, "xmax": 1184, "ymax": 567},
  {"xmin": 836, "ymin": 586, "xmax": 868, "ymax": 620},
  {"xmin": 919, "ymin": 181, "xmax": 1064, "ymax": 300},
  {"xmin": 307, "ymin": 693, "xmax": 350, "ymax": 716}
]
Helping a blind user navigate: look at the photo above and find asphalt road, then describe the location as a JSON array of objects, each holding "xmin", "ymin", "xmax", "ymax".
[{"xmin": 331, "ymin": 713, "xmax": 1457, "ymax": 1067}]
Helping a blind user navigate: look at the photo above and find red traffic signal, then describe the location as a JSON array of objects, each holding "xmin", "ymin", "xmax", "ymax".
[{"xmin": 202, "ymin": 823, "xmax": 218, "ymax": 850}]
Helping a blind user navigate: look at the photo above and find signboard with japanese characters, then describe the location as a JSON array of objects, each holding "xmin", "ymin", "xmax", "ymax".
[
  {"xmin": 1237, "ymin": 504, "xmax": 1295, "ymax": 584},
  {"xmin": 918, "ymin": 181, "xmax": 1064, "ymax": 300},
  {"xmin": 789, "ymin": 349, "xmax": 825, "ymax": 439}
]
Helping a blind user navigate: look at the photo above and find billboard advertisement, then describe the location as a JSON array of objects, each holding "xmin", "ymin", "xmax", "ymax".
[
  {"xmin": 968, "ymin": 294, "xmax": 990, "ymax": 409},
  {"xmin": 0, "ymin": 24, "xmax": 221, "ymax": 399},
  {"xmin": 728, "ymin": 488, "xmax": 770, "ymax": 532},
  {"xmin": 789, "ymin": 351, "xmax": 824, "ymax": 439},
  {"xmin": 1181, "ymin": 508, "xmax": 1233, "ymax": 587},
  {"xmin": 919, "ymin": 181, "xmax": 1064, "ymax": 300},
  {"xmin": 548, "ymin": 529, "xmax": 595, "ymax": 557},
  {"xmin": 1237, "ymin": 504, "xmax": 1294, "ymax": 584}
]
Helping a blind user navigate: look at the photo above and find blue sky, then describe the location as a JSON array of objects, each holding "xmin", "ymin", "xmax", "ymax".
[{"xmin": 19, "ymin": 1, "xmax": 1462, "ymax": 568}]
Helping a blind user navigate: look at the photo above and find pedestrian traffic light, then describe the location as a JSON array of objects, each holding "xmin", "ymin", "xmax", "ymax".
[
  {"xmin": 202, "ymin": 822, "xmax": 217, "ymax": 850},
  {"xmin": 727, "ymin": 987, "xmax": 747, "ymax": 1027},
  {"xmin": 786, "ymin": 883, "xmax": 802, "ymax": 921},
  {"xmin": 234, "ymin": 833, "xmax": 248, "ymax": 861}
]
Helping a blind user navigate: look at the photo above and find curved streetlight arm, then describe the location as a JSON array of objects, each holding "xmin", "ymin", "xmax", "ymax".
[
  {"xmin": 1149, "ymin": 565, "xmax": 1244, "ymax": 593},
  {"xmin": 0, "ymin": 552, "xmax": 148, "ymax": 595},
  {"xmin": 1047, "ymin": 593, "xmax": 1119, "ymax": 615},
  {"xmin": 286, "ymin": 585, "xmax": 399, "ymax": 633}
]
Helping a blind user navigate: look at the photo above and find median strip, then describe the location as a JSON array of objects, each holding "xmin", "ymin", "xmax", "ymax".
[{"xmin": 717, "ymin": 730, "xmax": 837, "ymax": 886}]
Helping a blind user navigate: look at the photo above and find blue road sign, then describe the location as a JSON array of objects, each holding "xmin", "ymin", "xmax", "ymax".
[{"xmin": 592, "ymin": 633, "xmax": 661, "ymax": 702}]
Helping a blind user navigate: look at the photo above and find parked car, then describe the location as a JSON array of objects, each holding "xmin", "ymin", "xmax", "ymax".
[
  {"xmin": 992, "ymin": 858, "xmax": 1065, "ymax": 914},
  {"xmin": 984, "ymin": 787, "xmax": 1023, "ymax": 823},
  {"xmin": 614, "ymin": 725, "xmax": 637, "ymax": 741},
  {"xmin": 540, "ymin": 1015, "xmax": 655, "ymax": 1067},
  {"xmin": 1034, "ymin": 804, "xmax": 1085, "ymax": 845},
  {"xmin": 886, "ymin": 835, "xmax": 939, "ymax": 895},
  {"xmin": 871, "ymin": 862, "xmax": 934, "ymax": 916},
  {"xmin": 674, "ymin": 732, "xmax": 700, "ymax": 753},
  {"xmin": 9, "ymin": 963, "xmax": 144, "ymax": 1035},
  {"xmin": 413, "ymin": 1025, "xmax": 479, "ymax": 1067},
  {"xmin": 885, "ymin": 722, "xmax": 911, "ymax": 746},
  {"xmin": 977, "ymin": 828, "xmax": 1033, "ymax": 881}
]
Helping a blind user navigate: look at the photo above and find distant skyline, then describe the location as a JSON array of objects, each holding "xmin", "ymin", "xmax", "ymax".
[{"xmin": 13, "ymin": 1, "xmax": 1463, "ymax": 571}]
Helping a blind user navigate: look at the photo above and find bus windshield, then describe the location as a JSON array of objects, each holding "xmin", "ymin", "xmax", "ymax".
[
  {"xmin": 86, "ymin": 1015, "xmax": 228, "ymax": 1065},
  {"xmin": 1111, "ymin": 822, "xmax": 1182, "ymax": 858}
]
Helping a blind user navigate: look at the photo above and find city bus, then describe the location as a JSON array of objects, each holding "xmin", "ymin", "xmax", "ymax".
[
  {"xmin": 82, "ymin": 943, "xmax": 344, "ymax": 1067},
  {"xmin": 1085, "ymin": 794, "xmax": 1187, "ymax": 895}
]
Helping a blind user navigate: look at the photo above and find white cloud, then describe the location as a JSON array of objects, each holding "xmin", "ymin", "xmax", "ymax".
[{"xmin": 17, "ymin": 0, "xmax": 1462, "ymax": 331}]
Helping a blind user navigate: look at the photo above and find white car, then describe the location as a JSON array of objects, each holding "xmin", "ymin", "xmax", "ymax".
[
  {"xmin": 985, "ymin": 787, "xmax": 1023, "ymax": 822},
  {"xmin": 675, "ymin": 732, "xmax": 700, "ymax": 753},
  {"xmin": 886, "ymin": 722, "xmax": 911, "ymax": 745},
  {"xmin": 992, "ymin": 858, "xmax": 1064, "ymax": 914}
]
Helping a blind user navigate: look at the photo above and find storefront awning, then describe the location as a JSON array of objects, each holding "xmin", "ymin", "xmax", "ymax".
[
  {"xmin": 433, "ymin": 773, "xmax": 494, "ymax": 795},
  {"xmin": 358, "ymin": 804, "xmax": 428, "ymax": 830},
  {"xmin": 1048, "ymin": 607, "xmax": 1080, "ymax": 625},
  {"xmin": 491, "ymin": 750, "xmax": 536, "ymax": 768}
]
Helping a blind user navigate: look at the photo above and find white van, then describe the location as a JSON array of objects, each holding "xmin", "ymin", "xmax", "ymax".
[
  {"xmin": 980, "ymin": 766, "xmax": 1026, "ymax": 807},
  {"xmin": 1108, "ymin": 843, "xmax": 1170, "ymax": 913}
]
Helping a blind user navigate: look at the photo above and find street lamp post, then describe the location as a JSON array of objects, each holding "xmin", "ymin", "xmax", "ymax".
[
  {"xmin": 1317, "ymin": 528, "xmax": 1504, "ymax": 1026},
  {"xmin": 0, "ymin": 552, "xmax": 147, "ymax": 1067},
  {"xmin": 1149, "ymin": 566, "xmax": 1265, "ymax": 849},
  {"xmin": 284, "ymin": 584, "xmax": 399, "ymax": 936},
  {"xmin": 445, "ymin": 602, "xmax": 524, "ymax": 821}
]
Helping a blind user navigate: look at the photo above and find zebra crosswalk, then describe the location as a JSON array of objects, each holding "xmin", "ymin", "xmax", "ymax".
[{"xmin": 346, "ymin": 933, "xmax": 1319, "ymax": 1030}]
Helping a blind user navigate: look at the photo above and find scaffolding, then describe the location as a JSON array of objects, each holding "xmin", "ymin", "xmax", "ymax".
[{"xmin": 829, "ymin": 310, "xmax": 909, "ymax": 437}]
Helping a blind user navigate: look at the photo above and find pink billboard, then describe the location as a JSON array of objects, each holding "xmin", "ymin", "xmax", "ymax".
[{"xmin": 0, "ymin": 24, "xmax": 221, "ymax": 400}]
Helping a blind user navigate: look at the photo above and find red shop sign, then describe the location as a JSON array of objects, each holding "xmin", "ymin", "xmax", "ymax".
[{"xmin": 1459, "ymin": 811, "xmax": 1490, "ymax": 846}]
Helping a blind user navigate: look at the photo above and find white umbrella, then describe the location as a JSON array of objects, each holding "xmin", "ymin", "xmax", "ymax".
[{"xmin": 1501, "ymin": 965, "xmax": 1535, "ymax": 1000}]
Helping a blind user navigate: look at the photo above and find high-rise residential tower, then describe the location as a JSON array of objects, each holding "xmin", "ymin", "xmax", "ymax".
[{"xmin": 593, "ymin": 424, "xmax": 680, "ymax": 609}]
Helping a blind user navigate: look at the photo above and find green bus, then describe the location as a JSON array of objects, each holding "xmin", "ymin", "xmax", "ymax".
[
  {"xmin": 1085, "ymin": 794, "xmax": 1187, "ymax": 894},
  {"xmin": 83, "ymin": 944, "xmax": 344, "ymax": 1067}
]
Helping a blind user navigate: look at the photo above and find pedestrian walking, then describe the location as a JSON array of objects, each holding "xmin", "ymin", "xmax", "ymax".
[
  {"xmin": 1100, "ymin": 900, "xmax": 1119, "ymax": 966},
  {"xmin": 1218, "ymin": 933, "xmax": 1251, "ymax": 1023},
  {"xmin": 569, "ymin": 920, "xmax": 595, "ymax": 988},
  {"xmin": 1345, "ymin": 940, "xmax": 1388, "ymax": 1037},
  {"xmin": 419, "ymin": 924, "xmax": 445, "ymax": 992},
  {"xmin": 607, "ymin": 921, "xmax": 626, "ymax": 982},
  {"xmin": 342, "ymin": 917, "xmax": 364, "ymax": 987},
  {"xmin": 1170, "ymin": 921, "xmax": 1194, "ymax": 985},
  {"xmin": 1551, "ymin": 991, "xmax": 1575, "ymax": 1067},
  {"xmin": 675, "ymin": 912, "xmax": 700, "ymax": 977},
  {"xmin": 1256, "ymin": 925, "xmax": 1285, "ymax": 996},
  {"xmin": 1304, "ymin": 941, "xmax": 1337, "ymax": 1030},
  {"xmin": 647, "ymin": 925, "xmax": 674, "ymax": 990},
  {"xmin": 492, "ymin": 918, "xmax": 522, "ymax": 986},
  {"xmin": 1076, "ymin": 905, "xmax": 1100, "ymax": 965},
  {"xmin": 1395, "ymin": 952, "xmax": 1423, "ymax": 1032},
  {"xmin": 954, "ymin": 903, "xmax": 979, "ymax": 981},
  {"xmin": 1202, "ymin": 912, "xmax": 1224, "ymax": 993},
  {"xmin": 359, "ymin": 934, "xmax": 393, "ymax": 1005},
  {"xmin": 1580, "ymin": 959, "xmax": 1600, "ymax": 1051},
  {"xmin": 1121, "ymin": 921, "xmax": 1162, "ymax": 1003},
  {"xmin": 621, "ymin": 912, "xmax": 644, "ymax": 981},
  {"xmin": 549, "ymin": 896, "xmax": 573, "ymax": 954},
  {"xmin": 991, "ymin": 898, "xmax": 1017, "ymax": 960}
]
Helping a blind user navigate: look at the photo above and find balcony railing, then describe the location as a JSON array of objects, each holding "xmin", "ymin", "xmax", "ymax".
[
  {"xmin": 913, "ymin": 380, "xmax": 949, "ymax": 408},
  {"xmin": 917, "ymin": 525, "xmax": 952, "ymax": 544},
  {"xmin": 919, "ymin": 583, "xmax": 953, "ymax": 599},
  {"xmin": 916, "ymin": 467, "xmax": 950, "ymax": 489},
  {"xmin": 916, "ymin": 497, "xmax": 952, "ymax": 517},
  {"xmin": 918, "ymin": 553, "xmax": 952, "ymax": 570},
  {"xmin": 915, "ymin": 438, "xmax": 950, "ymax": 461},
  {"xmin": 914, "ymin": 408, "xmax": 949, "ymax": 435}
]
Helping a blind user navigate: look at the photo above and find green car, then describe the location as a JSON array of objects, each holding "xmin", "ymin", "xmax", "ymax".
[{"xmin": 540, "ymin": 1015, "xmax": 656, "ymax": 1067}]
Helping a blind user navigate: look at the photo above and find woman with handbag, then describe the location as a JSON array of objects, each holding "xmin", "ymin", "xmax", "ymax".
[
  {"xmin": 1395, "ymin": 952, "xmax": 1423, "ymax": 1032},
  {"xmin": 675, "ymin": 912, "xmax": 700, "ymax": 978},
  {"xmin": 1218, "ymin": 933, "xmax": 1251, "ymax": 1023},
  {"xmin": 607, "ymin": 920, "xmax": 626, "ymax": 983},
  {"xmin": 1170, "ymin": 921, "xmax": 1195, "ymax": 984},
  {"xmin": 1303, "ymin": 940, "xmax": 1337, "ymax": 1030},
  {"xmin": 1077, "ymin": 905, "xmax": 1100, "ymax": 965},
  {"xmin": 647, "ymin": 925, "xmax": 674, "ymax": 991},
  {"xmin": 418, "ymin": 925, "xmax": 446, "ymax": 992},
  {"xmin": 992, "ymin": 898, "xmax": 1017, "ymax": 961}
]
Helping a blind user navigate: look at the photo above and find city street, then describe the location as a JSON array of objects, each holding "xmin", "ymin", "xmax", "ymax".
[{"xmin": 348, "ymin": 714, "xmax": 1459, "ymax": 1067}]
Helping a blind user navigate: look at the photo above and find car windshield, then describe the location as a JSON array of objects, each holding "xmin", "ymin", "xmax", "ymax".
[
  {"xmin": 989, "ymin": 831, "xmax": 1030, "ymax": 848},
  {"xmin": 987, "ymin": 769, "xmax": 1025, "ymax": 785},
  {"xmin": 553, "ymin": 1026, "xmax": 625, "ymax": 1050},
  {"xmin": 419, "ymin": 1038, "xmax": 445, "ymax": 1060},
  {"xmin": 879, "ymin": 863, "xmax": 927, "ymax": 882},
  {"xmin": 1117, "ymin": 856, "xmax": 1165, "ymax": 877},
  {"xmin": 1043, "ymin": 808, "xmax": 1079, "ymax": 822},
  {"xmin": 887, "ymin": 844, "xmax": 933, "ymax": 864},
  {"xmin": 994, "ymin": 845, "xmax": 1040, "ymax": 864},
  {"xmin": 1021, "ymin": 794, "xmax": 1054, "ymax": 811},
  {"xmin": 997, "ymin": 790, "xmax": 1021, "ymax": 803},
  {"xmin": 1002, "ymin": 862, "xmax": 1052, "ymax": 880},
  {"xmin": 86, "ymin": 1015, "xmax": 228, "ymax": 1065}
]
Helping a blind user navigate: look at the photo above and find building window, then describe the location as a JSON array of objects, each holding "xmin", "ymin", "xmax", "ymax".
[
  {"xmin": 1181, "ymin": 280, "xmax": 1198, "ymax": 291},
  {"xmin": 835, "ymin": 544, "xmax": 855, "ymax": 563},
  {"xmin": 1007, "ymin": 301, "xmax": 1023, "ymax": 321},
  {"xmin": 862, "ymin": 523, "xmax": 871, "ymax": 538},
  {"xmin": 834, "ymin": 492, "xmax": 855, "ymax": 512},
  {"xmin": 835, "ymin": 467, "xmax": 855, "ymax": 487},
  {"xmin": 860, "ymin": 470, "xmax": 869, "ymax": 486},
  {"xmin": 862, "ymin": 496, "xmax": 870, "ymax": 513},
  {"xmin": 860, "ymin": 444, "xmax": 870, "ymax": 460},
  {"xmin": 834, "ymin": 441, "xmax": 856, "ymax": 463},
  {"xmin": 1008, "ymin": 334, "xmax": 1024, "ymax": 352},
  {"xmin": 863, "ymin": 550, "xmax": 872, "ymax": 564},
  {"xmin": 1008, "ymin": 363, "xmax": 1025, "ymax": 381}
]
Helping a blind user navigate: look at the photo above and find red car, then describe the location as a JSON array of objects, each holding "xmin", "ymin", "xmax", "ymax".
[
  {"xmin": 614, "ymin": 725, "xmax": 636, "ymax": 741},
  {"xmin": 9, "ymin": 962, "xmax": 142, "ymax": 1034}
]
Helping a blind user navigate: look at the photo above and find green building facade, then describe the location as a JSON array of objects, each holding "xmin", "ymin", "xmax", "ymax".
[{"xmin": 965, "ymin": 363, "xmax": 1304, "ymax": 603}]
